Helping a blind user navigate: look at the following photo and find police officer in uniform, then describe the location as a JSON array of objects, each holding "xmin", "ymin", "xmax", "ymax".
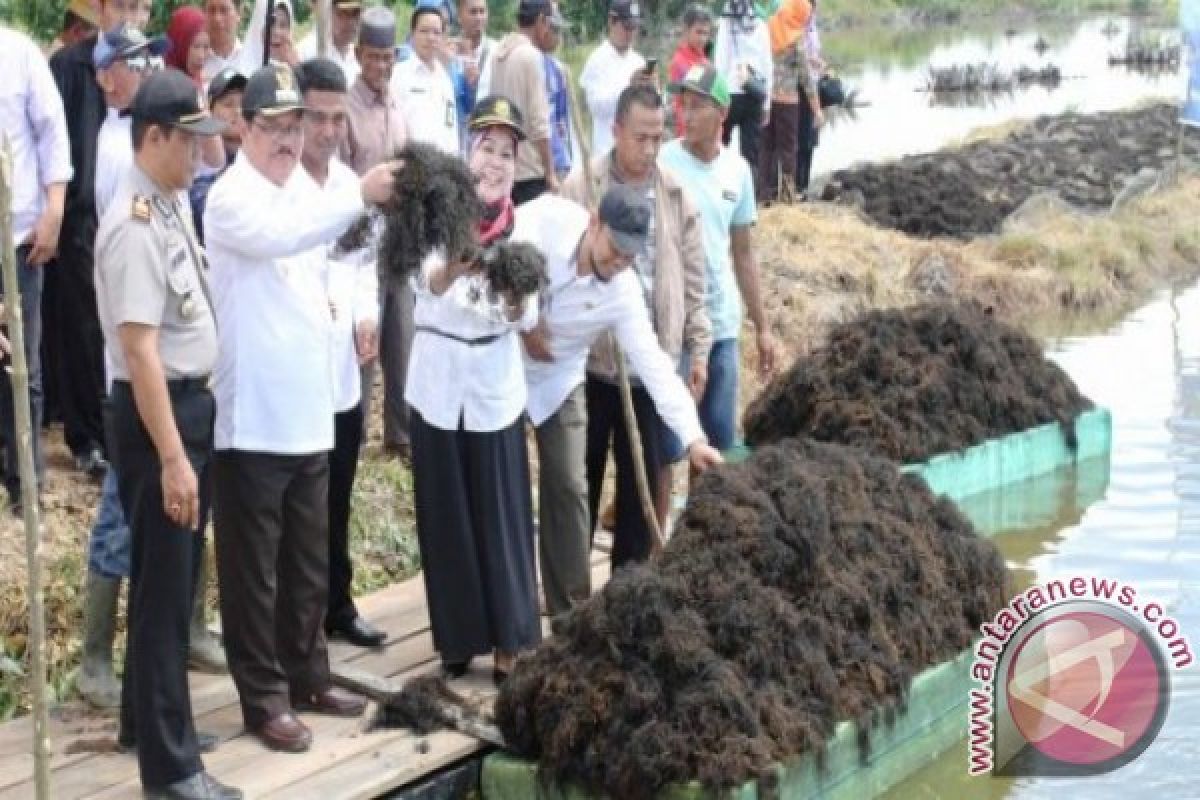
[{"xmin": 94, "ymin": 68, "xmax": 241, "ymax": 800}]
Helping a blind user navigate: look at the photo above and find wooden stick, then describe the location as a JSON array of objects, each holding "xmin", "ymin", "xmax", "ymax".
[
  {"xmin": 562, "ymin": 66, "xmax": 666, "ymax": 555},
  {"xmin": 315, "ymin": 0, "xmax": 331, "ymax": 59},
  {"xmin": 0, "ymin": 135, "xmax": 51, "ymax": 800}
]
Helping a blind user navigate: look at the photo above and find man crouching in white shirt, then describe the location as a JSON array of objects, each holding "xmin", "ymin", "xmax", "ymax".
[
  {"xmin": 512, "ymin": 184, "xmax": 723, "ymax": 621},
  {"xmin": 203, "ymin": 62, "xmax": 396, "ymax": 754}
]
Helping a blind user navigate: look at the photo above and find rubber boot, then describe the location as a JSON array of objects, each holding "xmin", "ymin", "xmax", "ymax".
[
  {"xmin": 188, "ymin": 551, "xmax": 227, "ymax": 674},
  {"xmin": 77, "ymin": 573, "xmax": 122, "ymax": 709}
]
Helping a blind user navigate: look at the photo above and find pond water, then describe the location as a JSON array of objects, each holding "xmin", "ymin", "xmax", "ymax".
[
  {"xmin": 814, "ymin": 14, "xmax": 1187, "ymax": 179},
  {"xmin": 886, "ymin": 284, "xmax": 1200, "ymax": 797}
]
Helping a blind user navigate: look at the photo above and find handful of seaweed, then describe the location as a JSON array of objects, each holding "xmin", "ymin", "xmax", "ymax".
[
  {"xmin": 743, "ymin": 302, "xmax": 1093, "ymax": 463},
  {"xmin": 379, "ymin": 141, "xmax": 482, "ymax": 280},
  {"xmin": 482, "ymin": 240, "xmax": 545, "ymax": 297},
  {"xmin": 495, "ymin": 439, "xmax": 1010, "ymax": 799}
]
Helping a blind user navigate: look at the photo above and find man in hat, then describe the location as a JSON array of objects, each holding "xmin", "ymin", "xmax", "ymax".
[
  {"xmin": 512, "ymin": 185, "xmax": 723, "ymax": 619},
  {"xmin": 204, "ymin": 63, "xmax": 396, "ymax": 754},
  {"xmin": 659, "ymin": 65, "xmax": 781, "ymax": 462},
  {"xmin": 579, "ymin": 0, "xmax": 654, "ymax": 158},
  {"xmin": 488, "ymin": 0, "xmax": 562, "ymax": 204},
  {"xmin": 95, "ymin": 67, "xmax": 240, "ymax": 800},
  {"xmin": 297, "ymin": 0, "xmax": 362, "ymax": 84},
  {"xmin": 48, "ymin": 0, "xmax": 99, "ymax": 56}
]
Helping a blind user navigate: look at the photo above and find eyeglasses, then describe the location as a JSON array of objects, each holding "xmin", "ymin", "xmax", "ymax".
[{"xmin": 253, "ymin": 119, "xmax": 304, "ymax": 139}]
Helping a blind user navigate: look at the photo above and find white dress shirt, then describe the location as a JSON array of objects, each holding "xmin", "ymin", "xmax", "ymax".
[
  {"xmin": 405, "ymin": 250, "xmax": 537, "ymax": 432},
  {"xmin": 94, "ymin": 108, "xmax": 132, "ymax": 220},
  {"xmin": 297, "ymin": 32, "xmax": 361, "ymax": 86},
  {"xmin": 204, "ymin": 154, "xmax": 365, "ymax": 453},
  {"xmin": 390, "ymin": 55, "xmax": 459, "ymax": 155},
  {"xmin": 297, "ymin": 160, "xmax": 379, "ymax": 413},
  {"xmin": 578, "ymin": 40, "xmax": 645, "ymax": 157},
  {"xmin": 714, "ymin": 12, "xmax": 774, "ymax": 115},
  {"xmin": 511, "ymin": 195, "xmax": 705, "ymax": 447},
  {"xmin": 0, "ymin": 26, "xmax": 73, "ymax": 246},
  {"xmin": 203, "ymin": 38, "xmax": 243, "ymax": 84}
]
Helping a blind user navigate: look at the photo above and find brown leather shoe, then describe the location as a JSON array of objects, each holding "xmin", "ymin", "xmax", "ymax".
[
  {"xmin": 254, "ymin": 711, "xmax": 312, "ymax": 753},
  {"xmin": 292, "ymin": 687, "xmax": 366, "ymax": 718}
]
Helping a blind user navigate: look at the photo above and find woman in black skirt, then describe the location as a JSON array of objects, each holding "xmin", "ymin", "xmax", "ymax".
[{"xmin": 404, "ymin": 96, "xmax": 542, "ymax": 685}]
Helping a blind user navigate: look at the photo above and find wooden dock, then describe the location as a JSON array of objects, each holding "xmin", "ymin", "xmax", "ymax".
[{"xmin": 0, "ymin": 552, "xmax": 611, "ymax": 799}]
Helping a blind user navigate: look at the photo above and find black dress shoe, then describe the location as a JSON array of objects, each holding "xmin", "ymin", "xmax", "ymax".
[
  {"xmin": 143, "ymin": 770, "xmax": 242, "ymax": 799},
  {"xmin": 119, "ymin": 730, "xmax": 219, "ymax": 754},
  {"xmin": 442, "ymin": 659, "xmax": 471, "ymax": 679},
  {"xmin": 327, "ymin": 615, "xmax": 386, "ymax": 648}
]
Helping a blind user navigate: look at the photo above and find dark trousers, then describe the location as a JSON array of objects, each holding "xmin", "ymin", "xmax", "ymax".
[
  {"xmin": 380, "ymin": 280, "xmax": 414, "ymax": 450},
  {"xmin": 410, "ymin": 410, "xmax": 541, "ymax": 661},
  {"xmin": 213, "ymin": 449, "xmax": 331, "ymax": 728},
  {"xmin": 110, "ymin": 380, "xmax": 213, "ymax": 789},
  {"xmin": 54, "ymin": 217, "xmax": 106, "ymax": 457},
  {"xmin": 584, "ymin": 376, "xmax": 665, "ymax": 569},
  {"xmin": 511, "ymin": 178, "xmax": 547, "ymax": 207},
  {"xmin": 758, "ymin": 101, "xmax": 800, "ymax": 203},
  {"xmin": 795, "ymin": 97, "xmax": 820, "ymax": 192},
  {"xmin": 0, "ymin": 244, "xmax": 45, "ymax": 500},
  {"xmin": 722, "ymin": 93, "xmax": 764, "ymax": 172},
  {"xmin": 327, "ymin": 405, "xmax": 363, "ymax": 627}
]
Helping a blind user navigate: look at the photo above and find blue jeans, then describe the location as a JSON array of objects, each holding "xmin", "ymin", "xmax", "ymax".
[
  {"xmin": 88, "ymin": 466, "xmax": 131, "ymax": 579},
  {"xmin": 696, "ymin": 338, "xmax": 740, "ymax": 452},
  {"xmin": 1, "ymin": 245, "xmax": 44, "ymax": 501}
]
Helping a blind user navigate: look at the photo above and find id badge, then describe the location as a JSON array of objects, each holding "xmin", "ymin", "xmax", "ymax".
[{"xmin": 445, "ymin": 100, "xmax": 455, "ymax": 129}]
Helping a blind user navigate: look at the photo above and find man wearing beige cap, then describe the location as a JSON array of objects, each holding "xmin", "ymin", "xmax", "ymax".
[{"xmin": 48, "ymin": 0, "xmax": 100, "ymax": 56}]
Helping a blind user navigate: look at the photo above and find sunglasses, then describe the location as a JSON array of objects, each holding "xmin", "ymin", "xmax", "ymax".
[{"xmin": 121, "ymin": 54, "xmax": 164, "ymax": 74}]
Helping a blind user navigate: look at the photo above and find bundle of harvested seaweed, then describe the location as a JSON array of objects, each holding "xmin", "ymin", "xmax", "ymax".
[
  {"xmin": 482, "ymin": 240, "xmax": 545, "ymax": 297},
  {"xmin": 495, "ymin": 439, "xmax": 1010, "ymax": 799},
  {"xmin": 379, "ymin": 141, "xmax": 482, "ymax": 280},
  {"xmin": 743, "ymin": 302, "xmax": 1092, "ymax": 463}
]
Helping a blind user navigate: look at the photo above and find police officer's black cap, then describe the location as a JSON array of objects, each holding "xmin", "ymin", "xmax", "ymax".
[
  {"xmin": 243, "ymin": 63, "xmax": 306, "ymax": 117},
  {"xmin": 598, "ymin": 184, "xmax": 651, "ymax": 257},
  {"xmin": 358, "ymin": 6, "xmax": 396, "ymax": 48},
  {"xmin": 469, "ymin": 95, "xmax": 527, "ymax": 141},
  {"xmin": 130, "ymin": 68, "xmax": 228, "ymax": 135},
  {"xmin": 208, "ymin": 67, "xmax": 248, "ymax": 105}
]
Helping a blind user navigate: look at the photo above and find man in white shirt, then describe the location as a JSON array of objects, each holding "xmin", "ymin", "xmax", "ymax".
[
  {"xmin": 390, "ymin": 5, "xmax": 459, "ymax": 155},
  {"xmin": 512, "ymin": 185, "xmax": 723, "ymax": 618},
  {"xmin": 294, "ymin": 57, "xmax": 386, "ymax": 650},
  {"xmin": 0, "ymin": 24, "xmax": 71, "ymax": 513},
  {"xmin": 296, "ymin": 0, "xmax": 362, "ymax": 85},
  {"xmin": 204, "ymin": 63, "xmax": 395, "ymax": 754},
  {"xmin": 203, "ymin": 0, "xmax": 244, "ymax": 83},
  {"xmin": 455, "ymin": 0, "xmax": 496, "ymax": 144},
  {"xmin": 713, "ymin": 0, "xmax": 773, "ymax": 169},
  {"xmin": 579, "ymin": 0, "xmax": 649, "ymax": 158}
]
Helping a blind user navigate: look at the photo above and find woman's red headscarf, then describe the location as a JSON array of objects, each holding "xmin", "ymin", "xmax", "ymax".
[{"xmin": 166, "ymin": 6, "xmax": 207, "ymax": 81}]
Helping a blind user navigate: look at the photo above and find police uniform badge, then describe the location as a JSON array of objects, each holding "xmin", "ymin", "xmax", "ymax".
[{"xmin": 132, "ymin": 195, "xmax": 152, "ymax": 223}]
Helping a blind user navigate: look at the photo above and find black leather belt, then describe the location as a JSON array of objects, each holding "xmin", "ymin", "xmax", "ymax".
[
  {"xmin": 415, "ymin": 324, "xmax": 503, "ymax": 347},
  {"xmin": 113, "ymin": 375, "xmax": 210, "ymax": 392}
]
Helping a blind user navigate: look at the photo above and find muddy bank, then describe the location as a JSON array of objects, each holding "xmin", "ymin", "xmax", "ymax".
[
  {"xmin": 743, "ymin": 303, "xmax": 1092, "ymax": 462},
  {"xmin": 497, "ymin": 439, "xmax": 1010, "ymax": 799},
  {"xmin": 820, "ymin": 104, "xmax": 1199, "ymax": 239}
]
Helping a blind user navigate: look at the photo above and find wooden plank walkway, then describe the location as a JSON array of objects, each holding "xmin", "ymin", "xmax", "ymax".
[{"xmin": 0, "ymin": 549, "xmax": 612, "ymax": 799}]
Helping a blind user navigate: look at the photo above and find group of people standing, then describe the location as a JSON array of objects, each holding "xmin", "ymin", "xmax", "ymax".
[{"xmin": 2, "ymin": 0, "xmax": 794, "ymax": 798}]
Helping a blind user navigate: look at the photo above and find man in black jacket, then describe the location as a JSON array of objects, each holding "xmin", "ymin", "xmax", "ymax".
[{"xmin": 47, "ymin": 0, "xmax": 147, "ymax": 479}]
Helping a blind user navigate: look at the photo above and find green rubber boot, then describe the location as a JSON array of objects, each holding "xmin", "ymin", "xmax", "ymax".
[
  {"xmin": 188, "ymin": 550, "xmax": 227, "ymax": 674},
  {"xmin": 76, "ymin": 573, "xmax": 122, "ymax": 709}
]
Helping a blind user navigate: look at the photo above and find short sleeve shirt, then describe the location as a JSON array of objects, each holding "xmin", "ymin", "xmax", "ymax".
[
  {"xmin": 657, "ymin": 139, "xmax": 756, "ymax": 341},
  {"xmin": 95, "ymin": 165, "xmax": 217, "ymax": 381}
]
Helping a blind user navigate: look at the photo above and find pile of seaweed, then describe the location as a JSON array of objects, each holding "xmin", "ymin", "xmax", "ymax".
[
  {"xmin": 821, "ymin": 103, "xmax": 1200, "ymax": 238},
  {"xmin": 379, "ymin": 141, "xmax": 482, "ymax": 279},
  {"xmin": 496, "ymin": 439, "xmax": 1010, "ymax": 799},
  {"xmin": 743, "ymin": 302, "xmax": 1092, "ymax": 463}
]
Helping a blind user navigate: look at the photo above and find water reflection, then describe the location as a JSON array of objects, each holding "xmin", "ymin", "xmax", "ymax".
[
  {"xmin": 815, "ymin": 16, "xmax": 1185, "ymax": 178},
  {"xmin": 887, "ymin": 285, "xmax": 1200, "ymax": 797}
]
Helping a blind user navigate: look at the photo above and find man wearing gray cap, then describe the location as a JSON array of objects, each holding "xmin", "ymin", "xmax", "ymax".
[
  {"xmin": 511, "ymin": 187, "xmax": 723, "ymax": 620},
  {"xmin": 204, "ymin": 63, "xmax": 397, "ymax": 754},
  {"xmin": 95, "ymin": 67, "xmax": 239, "ymax": 800}
]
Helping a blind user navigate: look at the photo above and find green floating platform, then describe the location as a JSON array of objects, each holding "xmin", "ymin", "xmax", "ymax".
[{"xmin": 481, "ymin": 409, "xmax": 1113, "ymax": 800}]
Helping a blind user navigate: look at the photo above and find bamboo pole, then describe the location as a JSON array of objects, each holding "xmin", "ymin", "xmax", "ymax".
[
  {"xmin": 0, "ymin": 136, "xmax": 51, "ymax": 800},
  {"xmin": 315, "ymin": 0, "xmax": 331, "ymax": 59},
  {"xmin": 562, "ymin": 66, "xmax": 666, "ymax": 555}
]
